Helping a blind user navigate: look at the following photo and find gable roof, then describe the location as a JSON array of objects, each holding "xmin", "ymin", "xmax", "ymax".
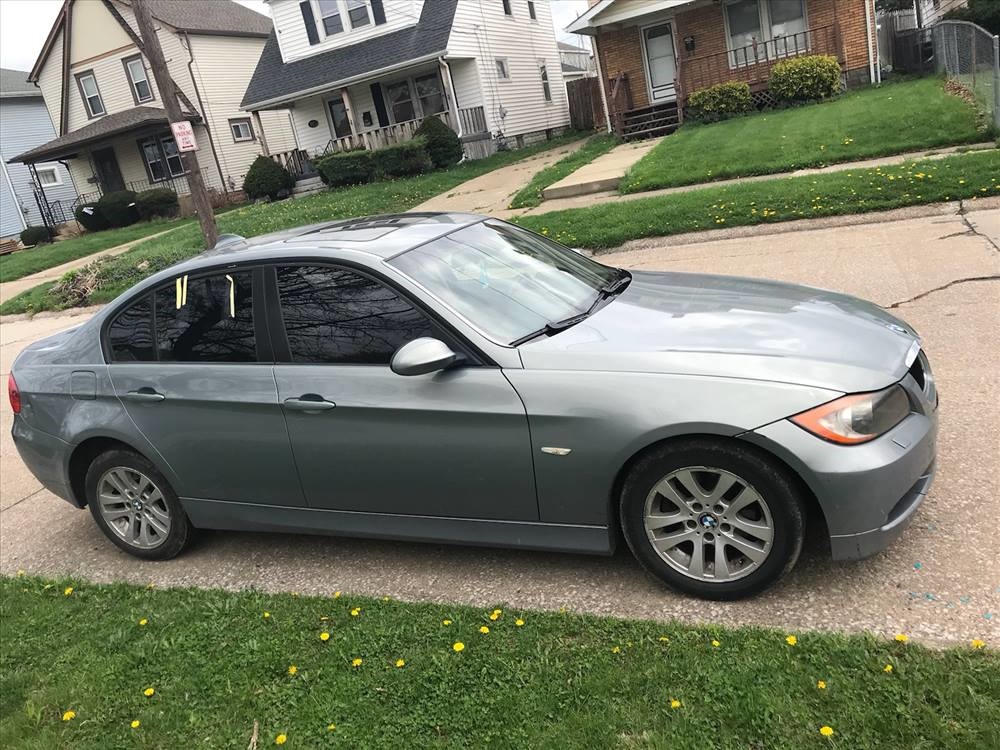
[
  {"xmin": 0, "ymin": 68, "xmax": 40, "ymax": 98},
  {"xmin": 567, "ymin": 0, "xmax": 695, "ymax": 34},
  {"xmin": 28, "ymin": 0, "xmax": 270, "ymax": 82},
  {"xmin": 241, "ymin": 0, "xmax": 458, "ymax": 111}
]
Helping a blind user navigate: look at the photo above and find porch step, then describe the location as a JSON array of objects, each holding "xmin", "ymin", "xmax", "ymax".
[
  {"xmin": 622, "ymin": 102, "xmax": 679, "ymax": 141},
  {"xmin": 292, "ymin": 175, "xmax": 325, "ymax": 196}
]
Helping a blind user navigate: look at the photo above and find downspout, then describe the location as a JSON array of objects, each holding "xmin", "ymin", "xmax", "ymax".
[
  {"xmin": 439, "ymin": 56, "xmax": 463, "ymax": 138},
  {"xmin": 591, "ymin": 33, "xmax": 613, "ymax": 133},
  {"xmin": 182, "ymin": 32, "xmax": 228, "ymax": 194},
  {"xmin": 864, "ymin": 0, "xmax": 878, "ymax": 85}
]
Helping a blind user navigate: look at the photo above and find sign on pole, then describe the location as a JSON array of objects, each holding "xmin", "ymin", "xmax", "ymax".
[{"xmin": 170, "ymin": 120, "xmax": 198, "ymax": 152}]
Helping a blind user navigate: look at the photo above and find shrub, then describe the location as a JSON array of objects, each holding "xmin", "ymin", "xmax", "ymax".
[
  {"xmin": 96, "ymin": 190, "xmax": 139, "ymax": 228},
  {"xmin": 372, "ymin": 137, "xmax": 433, "ymax": 179},
  {"xmin": 74, "ymin": 202, "xmax": 108, "ymax": 232},
  {"xmin": 686, "ymin": 81, "xmax": 753, "ymax": 122},
  {"xmin": 135, "ymin": 188, "xmax": 179, "ymax": 220},
  {"xmin": 314, "ymin": 149, "xmax": 375, "ymax": 187},
  {"xmin": 769, "ymin": 55, "xmax": 842, "ymax": 102},
  {"xmin": 242, "ymin": 155, "xmax": 294, "ymax": 201},
  {"xmin": 413, "ymin": 116, "xmax": 463, "ymax": 169},
  {"xmin": 20, "ymin": 225, "xmax": 53, "ymax": 246}
]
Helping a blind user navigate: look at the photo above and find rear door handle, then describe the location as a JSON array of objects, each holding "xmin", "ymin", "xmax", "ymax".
[
  {"xmin": 122, "ymin": 388, "xmax": 165, "ymax": 403},
  {"xmin": 283, "ymin": 395, "xmax": 336, "ymax": 412}
]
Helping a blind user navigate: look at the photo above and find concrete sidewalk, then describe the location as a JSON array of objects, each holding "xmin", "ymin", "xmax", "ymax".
[{"xmin": 538, "ymin": 138, "xmax": 662, "ymax": 200}]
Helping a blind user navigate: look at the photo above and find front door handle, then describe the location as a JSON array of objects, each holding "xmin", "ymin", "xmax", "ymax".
[
  {"xmin": 283, "ymin": 395, "xmax": 336, "ymax": 413},
  {"xmin": 122, "ymin": 388, "xmax": 165, "ymax": 403}
]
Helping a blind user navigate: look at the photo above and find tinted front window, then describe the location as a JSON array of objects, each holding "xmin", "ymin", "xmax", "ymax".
[
  {"xmin": 276, "ymin": 265, "xmax": 434, "ymax": 364},
  {"xmin": 108, "ymin": 294, "xmax": 155, "ymax": 362},
  {"xmin": 154, "ymin": 272, "xmax": 256, "ymax": 362}
]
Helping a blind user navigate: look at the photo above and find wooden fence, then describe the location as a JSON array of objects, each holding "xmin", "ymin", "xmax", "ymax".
[{"xmin": 566, "ymin": 77, "xmax": 604, "ymax": 131}]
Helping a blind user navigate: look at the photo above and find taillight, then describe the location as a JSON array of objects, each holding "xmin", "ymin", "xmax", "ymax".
[{"xmin": 8, "ymin": 373, "xmax": 21, "ymax": 414}]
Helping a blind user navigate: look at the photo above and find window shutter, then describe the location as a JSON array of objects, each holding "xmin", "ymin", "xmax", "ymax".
[
  {"xmin": 300, "ymin": 1, "xmax": 319, "ymax": 45},
  {"xmin": 371, "ymin": 0, "xmax": 386, "ymax": 25},
  {"xmin": 370, "ymin": 84, "xmax": 389, "ymax": 127}
]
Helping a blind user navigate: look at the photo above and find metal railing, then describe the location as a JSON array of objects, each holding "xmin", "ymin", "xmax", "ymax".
[{"xmin": 934, "ymin": 20, "xmax": 1000, "ymax": 128}]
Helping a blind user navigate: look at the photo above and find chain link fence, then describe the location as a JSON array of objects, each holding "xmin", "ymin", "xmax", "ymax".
[{"xmin": 933, "ymin": 20, "xmax": 1000, "ymax": 128}]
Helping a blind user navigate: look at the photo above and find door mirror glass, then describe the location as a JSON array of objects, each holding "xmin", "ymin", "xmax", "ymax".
[{"xmin": 391, "ymin": 338, "xmax": 461, "ymax": 376}]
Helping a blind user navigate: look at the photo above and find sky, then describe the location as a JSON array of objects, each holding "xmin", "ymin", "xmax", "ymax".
[{"xmin": 0, "ymin": 0, "xmax": 589, "ymax": 73}]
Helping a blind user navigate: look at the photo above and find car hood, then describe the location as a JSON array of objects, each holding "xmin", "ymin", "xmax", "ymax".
[{"xmin": 519, "ymin": 271, "xmax": 919, "ymax": 393}]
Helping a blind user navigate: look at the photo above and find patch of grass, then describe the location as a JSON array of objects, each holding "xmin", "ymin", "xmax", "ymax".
[
  {"xmin": 0, "ymin": 281, "xmax": 59, "ymax": 316},
  {"xmin": 517, "ymin": 150, "xmax": 1000, "ymax": 249},
  {"xmin": 1, "ymin": 576, "xmax": 995, "ymax": 749},
  {"xmin": 508, "ymin": 134, "xmax": 619, "ymax": 208},
  {"xmin": 4, "ymin": 135, "xmax": 585, "ymax": 315},
  {"xmin": 0, "ymin": 218, "xmax": 189, "ymax": 283},
  {"xmin": 622, "ymin": 78, "xmax": 988, "ymax": 194}
]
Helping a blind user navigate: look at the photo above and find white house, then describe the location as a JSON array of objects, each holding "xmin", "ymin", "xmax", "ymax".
[
  {"xmin": 241, "ymin": 0, "xmax": 572, "ymax": 175},
  {"xmin": 11, "ymin": 0, "xmax": 297, "ymax": 212},
  {"xmin": 558, "ymin": 40, "xmax": 596, "ymax": 81}
]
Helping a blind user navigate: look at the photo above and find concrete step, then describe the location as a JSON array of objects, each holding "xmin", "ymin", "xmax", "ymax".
[
  {"xmin": 292, "ymin": 175, "xmax": 325, "ymax": 196},
  {"xmin": 541, "ymin": 139, "xmax": 663, "ymax": 201}
]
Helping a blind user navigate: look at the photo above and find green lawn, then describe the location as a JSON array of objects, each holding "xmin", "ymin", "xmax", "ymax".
[
  {"xmin": 517, "ymin": 149, "xmax": 1000, "ymax": 249},
  {"xmin": 0, "ymin": 217, "xmax": 189, "ymax": 283},
  {"xmin": 621, "ymin": 78, "xmax": 989, "ymax": 194},
  {"xmin": 0, "ymin": 135, "xmax": 585, "ymax": 316},
  {"xmin": 2, "ymin": 577, "xmax": 995, "ymax": 749},
  {"xmin": 508, "ymin": 134, "xmax": 619, "ymax": 208}
]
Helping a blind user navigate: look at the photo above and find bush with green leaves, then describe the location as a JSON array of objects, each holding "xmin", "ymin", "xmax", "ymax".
[
  {"xmin": 242, "ymin": 155, "xmax": 295, "ymax": 201},
  {"xmin": 19, "ymin": 225, "xmax": 53, "ymax": 246},
  {"xmin": 134, "ymin": 188, "xmax": 179, "ymax": 220},
  {"xmin": 413, "ymin": 116, "xmax": 463, "ymax": 169},
  {"xmin": 769, "ymin": 55, "xmax": 842, "ymax": 102},
  {"xmin": 372, "ymin": 137, "xmax": 433, "ymax": 179},
  {"xmin": 314, "ymin": 149, "xmax": 375, "ymax": 187},
  {"xmin": 96, "ymin": 190, "xmax": 139, "ymax": 228},
  {"xmin": 74, "ymin": 202, "xmax": 108, "ymax": 232},
  {"xmin": 686, "ymin": 81, "xmax": 753, "ymax": 122}
]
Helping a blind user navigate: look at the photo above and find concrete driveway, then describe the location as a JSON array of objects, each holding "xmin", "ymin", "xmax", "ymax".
[{"xmin": 2, "ymin": 205, "xmax": 998, "ymax": 647}]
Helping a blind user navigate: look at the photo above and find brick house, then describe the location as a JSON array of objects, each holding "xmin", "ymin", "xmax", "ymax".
[{"xmin": 568, "ymin": 0, "xmax": 880, "ymax": 138}]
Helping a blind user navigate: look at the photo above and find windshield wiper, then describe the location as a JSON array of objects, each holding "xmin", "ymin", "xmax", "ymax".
[
  {"xmin": 587, "ymin": 270, "xmax": 631, "ymax": 314},
  {"xmin": 509, "ymin": 313, "xmax": 590, "ymax": 347}
]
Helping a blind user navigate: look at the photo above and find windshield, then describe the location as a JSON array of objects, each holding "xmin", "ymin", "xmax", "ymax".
[{"xmin": 389, "ymin": 221, "xmax": 620, "ymax": 345}]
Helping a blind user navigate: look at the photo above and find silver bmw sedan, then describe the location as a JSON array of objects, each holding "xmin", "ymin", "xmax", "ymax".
[{"xmin": 9, "ymin": 213, "xmax": 937, "ymax": 600}]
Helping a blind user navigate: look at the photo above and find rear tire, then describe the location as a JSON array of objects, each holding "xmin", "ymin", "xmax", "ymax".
[
  {"xmin": 620, "ymin": 439, "xmax": 805, "ymax": 601},
  {"xmin": 85, "ymin": 449, "xmax": 191, "ymax": 560}
]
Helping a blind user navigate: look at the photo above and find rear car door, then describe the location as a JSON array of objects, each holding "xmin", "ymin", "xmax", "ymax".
[
  {"xmin": 269, "ymin": 263, "xmax": 537, "ymax": 521},
  {"xmin": 106, "ymin": 266, "xmax": 304, "ymax": 506}
]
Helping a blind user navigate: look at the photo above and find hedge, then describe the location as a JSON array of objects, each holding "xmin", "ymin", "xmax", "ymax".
[
  {"xmin": 96, "ymin": 190, "xmax": 139, "ymax": 228},
  {"xmin": 135, "ymin": 188, "xmax": 179, "ymax": 220},
  {"xmin": 769, "ymin": 55, "xmax": 842, "ymax": 102},
  {"xmin": 686, "ymin": 81, "xmax": 753, "ymax": 122},
  {"xmin": 314, "ymin": 149, "xmax": 375, "ymax": 187}
]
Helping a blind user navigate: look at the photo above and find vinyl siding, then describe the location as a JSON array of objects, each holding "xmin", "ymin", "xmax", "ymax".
[
  {"xmin": 0, "ymin": 97, "xmax": 77, "ymax": 235},
  {"xmin": 447, "ymin": 0, "xmax": 569, "ymax": 138},
  {"xmin": 449, "ymin": 57, "xmax": 484, "ymax": 110},
  {"xmin": 270, "ymin": 0, "xmax": 425, "ymax": 63}
]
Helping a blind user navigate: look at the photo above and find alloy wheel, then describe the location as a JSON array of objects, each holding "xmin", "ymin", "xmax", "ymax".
[{"xmin": 96, "ymin": 467, "xmax": 172, "ymax": 549}]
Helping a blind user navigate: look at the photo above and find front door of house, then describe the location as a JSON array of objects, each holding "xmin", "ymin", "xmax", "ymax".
[
  {"xmin": 643, "ymin": 23, "xmax": 677, "ymax": 103},
  {"xmin": 92, "ymin": 147, "xmax": 125, "ymax": 193}
]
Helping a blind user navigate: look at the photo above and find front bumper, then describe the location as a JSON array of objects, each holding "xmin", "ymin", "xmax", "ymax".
[{"xmin": 744, "ymin": 406, "xmax": 937, "ymax": 561}]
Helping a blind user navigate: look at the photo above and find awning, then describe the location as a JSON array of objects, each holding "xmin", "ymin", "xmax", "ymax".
[{"xmin": 9, "ymin": 106, "xmax": 200, "ymax": 164}]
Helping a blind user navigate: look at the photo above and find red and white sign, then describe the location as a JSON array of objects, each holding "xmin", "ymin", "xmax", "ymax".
[{"xmin": 170, "ymin": 120, "xmax": 198, "ymax": 152}]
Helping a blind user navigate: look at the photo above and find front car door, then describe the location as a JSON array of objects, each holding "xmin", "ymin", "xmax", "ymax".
[
  {"xmin": 105, "ymin": 266, "xmax": 304, "ymax": 506},
  {"xmin": 268, "ymin": 263, "xmax": 537, "ymax": 521},
  {"xmin": 642, "ymin": 23, "xmax": 677, "ymax": 103}
]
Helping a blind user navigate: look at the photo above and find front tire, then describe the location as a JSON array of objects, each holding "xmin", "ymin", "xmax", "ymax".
[
  {"xmin": 85, "ymin": 449, "xmax": 191, "ymax": 560},
  {"xmin": 620, "ymin": 439, "xmax": 805, "ymax": 600}
]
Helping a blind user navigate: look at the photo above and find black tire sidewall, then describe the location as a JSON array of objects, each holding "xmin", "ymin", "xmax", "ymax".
[
  {"xmin": 620, "ymin": 439, "xmax": 804, "ymax": 601},
  {"xmin": 85, "ymin": 449, "xmax": 190, "ymax": 560}
]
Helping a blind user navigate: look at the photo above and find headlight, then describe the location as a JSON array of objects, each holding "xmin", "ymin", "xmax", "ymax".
[{"xmin": 790, "ymin": 385, "xmax": 911, "ymax": 445}]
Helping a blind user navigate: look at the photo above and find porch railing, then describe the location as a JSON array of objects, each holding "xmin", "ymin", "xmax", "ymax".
[
  {"xmin": 682, "ymin": 24, "xmax": 840, "ymax": 94},
  {"xmin": 269, "ymin": 149, "xmax": 317, "ymax": 179},
  {"xmin": 323, "ymin": 111, "xmax": 453, "ymax": 155},
  {"xmin": 458, "ymin": 106, "xmax": 488, "ymax": 135}
]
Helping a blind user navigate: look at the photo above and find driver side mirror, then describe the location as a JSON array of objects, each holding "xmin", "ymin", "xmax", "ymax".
[{"xmin": 391, "ymin": 338, "xmax": 462, "ymax": 376}]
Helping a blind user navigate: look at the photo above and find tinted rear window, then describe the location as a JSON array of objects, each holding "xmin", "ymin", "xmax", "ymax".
[
  {"xmin": 108, "ymin": 293, "xmax": 155, "ymax": 362},
  {"xmin": 154, "ymin": 272, "xmax": 256, "ymax": 362}
]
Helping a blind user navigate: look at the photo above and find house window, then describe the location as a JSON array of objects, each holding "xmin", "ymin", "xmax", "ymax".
[
  {"xmin": 539, "ymin": 61, "xmax": 552, "ymax": 102},
  {"xmin": 346, "ymin": 0, "xmax": 370, "ymax": 28},
  {"xmin": 495, "ymin": 58, "xmax": 510, "ymax": 80},
  {"xmin": 414, "ymin": 72, "xmax": 446, "ymax": 117},
  {"xmin": 139, "ymin": 135, "xmax": 185, "ymax": 182},
  {"xmin": 724, "ymin": 0, "xmax": 808, "ymax": 64},
  {"xmin": 318, "ymin": 0, "xmax": 344, "ymax": 36},
  {"xmin": 385, "ymin": 79, "xmax": 416, "ymax": 123},
  {"xmin": 123, "ymin": 55, "xmax": 153, "ymax": 103},
  {"xmin": 230, "ymin": 118, "xmax": 255, "ymax": 142},
  {"xmin": 36, "ymin": 166, "xmax": 62, "ymax": 187},
  {"xmin": 76, "ymin": 71, "xmax": 105, "ymax": 117},
  {"xmin": 769, "ymin": 0, "xmax": 807, "ymax": 54},
  {"xmin": 527, "ymin": 1, "xmax": 536, "ymax": 21},
  {"xmin": 502, "ymin": 0, "xmax": 512, "ymax": 15}
]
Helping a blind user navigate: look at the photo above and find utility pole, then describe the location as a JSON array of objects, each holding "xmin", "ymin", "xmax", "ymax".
[{"xmin": 132, "ymin": 0, "xmax": 218, "ymax": 248}]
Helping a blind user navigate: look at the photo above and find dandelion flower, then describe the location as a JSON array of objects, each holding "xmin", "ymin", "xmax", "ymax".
[
  {"xmin": 138, "ymin": 618, "xmax": 148, "ymax": 626},
  {"xmin": 64, "ymin": 587, "xmax": 74, "ymax": 596},
  {"xmin": 131, "ymin": 720, "xmax": 140, "ymax": 729},
  {"xmin": 143, "ymin": 687, "xmax": 155, "ymax": 697},
  {"xmin": 263, "ymin": 612, "xmax": 270, "ymax": 619},
  {"xmin": 971, "ymin": 639, "xmax": 986, "ymax": 649},
  {"xmin": 492, "ymin": 609, "xmax": 502, "ymax": 616},
  {"xmin": 351, "ymin": 658, "xmax": 363, "ymax": 668},
  {"xmin": 333, "ymin": 591, "xmax": 341, "ymax": 598},
  {"xmin": 786, "ymin": 635, "xmax": 798, "ymax": 646},
  {"xmin": 327, "ymin": 724, "xmax": 337, "ymax": 732},
  {"xmin": 489, "ymin": 612, "xmax": 500, "ymax": 621},
  {"xmin": 62, "ymin": 710, "xmax": 76, "ymax": 722},
  {"xmin": 658, "ymin": 636, "xmax": 669, "ymax": 642},
  {"xmin": 883, "ymin": 664, "xmax": 893, "ymax": 673},
  {"xmin": 611, "ymin": 646, "xmax": 621, "ymax": 654},
  {"xmin": 275, "ymin": 734, "xmax": 287, "ymax": 745},
  {"xmin": 16, "ymin": 569, "xmax": 25, "ymax": 577},
  {"xmin": 670, "ymin": 699, "xmax": 681, "ymax": 709},
  {"xmin": 287, "ymin": 665, "xmax": 298, "ymax": 676},
  {"xmin": 515, "ymin": 619, "xmax": 525, "ymax": 627},
  {"xmin": 320, "ymin": 631, "xmax": 330, "ymax": 642},
  {"xmin": 817, "ymin": 680, "xmax": 827, "ymax": 689},
  {"xmin": 479, "ymin": 626, "xmax": 490, "ymax": 634},
  {"xmin": 395, "ymin": 659, "xmax": 405, "ymax": 668},
  {"xmin": 442, "ymin": 619, "xmax": 453, "ymax": 626},
  {"xmin": 452, "ymin": 642, "xmax": 465, "ymax": 652},
  {"xmin": 894, "ymin": 633, "xmax": 909, "ymax": 643},
  {"xmin": 711, "ymin": 640, "xmax": 721, "ymax": 648},
  {"xmin": 350, "ymin": 607, "xmax": 361, "ymax": 617},
  {"xmin": 820, "ymin": 726, "xmax": 834, "ymax": 737}
]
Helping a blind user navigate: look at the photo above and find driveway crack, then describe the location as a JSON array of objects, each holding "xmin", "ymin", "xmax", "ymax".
[
  {"xmin": 885, "ymin": 275, "xmax": 1000, "ymax": 309},
  {"xmin": 958, "ymin": 200, "xmax": 1000, "ymax": 253}
]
